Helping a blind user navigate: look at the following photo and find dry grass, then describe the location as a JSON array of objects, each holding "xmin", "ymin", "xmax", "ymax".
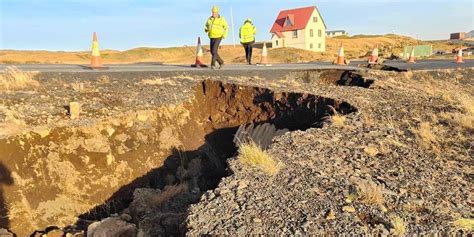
[
  {"xmin": 0, "ymin": 66, "xmax": 39, "ymax": 90},
  {"xmin": 363, "ymin": 146, "xmax": 379, "ymax": 157},
  {"xmin": 453, "ymin": 218, "xmax": 474, "ymax": 231},
  {"xmin": 442, "ymin": 112, "xmax": 474, "ymax": 130},
  {"xmin": 331, "ymin": 114, "xmax": 346, "ymax": 127},
  {"xmin": 140, "ymin": 77, "xmax": 177, "ymax": 86},
  {"xmin": 390, "ymin": 215, "xmax": 407, "ymax": 236},
  {"xmin": 238, "ymin": 142, "xmax": 281, "ymax": 176},
  {"xmin": 97, "ymin": 75, "xmax": 111, "ymax": 84},
  {"xmin": 149, "ymin": 183, "xmax": 188, "ymax": 206},
  {"xmin": 378, "ymin": 142, "xmax": 391, "ymax": 154},
  {"xmin": 404, "ymin": 72, "xmax": 473, "ymax": 132},
  {"xmin": 356, "ymin": 180, "xmax": 385, "ymax": 206},
  {"xmin": 437, "ymin": 90, "xmax": 474, "ymax": 131},
  {"xmin": 410, "ymin": 122, "xmax": 438, "ymax": 149},
  {"xmin": 0, "ymin": 35, "xmax": 458, "ymax": 64},
  {"xmin": 71, "ymin": 82, "xmax": 85, "ymax": 92},
  {"xmin": 362, "ymin": 113, "xmax": 375, "ymax": 127},
  {"xmin": 455, "ymin": 95, "xmax": 474, "ymax": 130}
]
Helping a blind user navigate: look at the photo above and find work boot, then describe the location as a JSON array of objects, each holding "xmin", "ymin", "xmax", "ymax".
[
  {"xmin": 218, "ymin": 63, "xmax": 224, "ymax": 69},
  {"xmin": 210, "ymin": 66, "xmax": 216, "ymax": 70}
]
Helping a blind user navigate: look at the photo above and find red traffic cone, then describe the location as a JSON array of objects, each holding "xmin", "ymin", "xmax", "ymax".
[
  {"xmin": 456, "ymin": 46, "xmax": 464, "ymax": 64},
  {"xmin": 334, "ymin": 44, "xmax": 347, "ymax": 65},
  {"xmin": 368, "ymin": 45, "xmax": 379, "ymax": 64},
  {"xmin": 407, "ymin": 46, "xmax": 416, "ymax": 64},
  {"xmin": 90, "ymin": 32, "xmax": 106, "ymax": 69},
  {"xmin": 257, "ymin": 42, "xmax": 271, "ymax": 66},
  {"xmin": 191, "ymin": 37, "xmax": 207, "ymax": 67}
]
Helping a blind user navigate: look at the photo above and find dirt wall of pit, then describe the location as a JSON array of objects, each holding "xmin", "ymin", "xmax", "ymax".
[{"xmin": 0, "ymin": 78, "xmax": 356, "ymax": 236}]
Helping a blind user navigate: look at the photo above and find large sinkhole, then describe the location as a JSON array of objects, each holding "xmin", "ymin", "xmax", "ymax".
[{"xmin": 0, "ymin": 80, "xmax": 356, "ymax": 236}]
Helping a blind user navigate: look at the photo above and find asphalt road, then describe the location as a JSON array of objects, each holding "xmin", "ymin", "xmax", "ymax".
[
  {"xmin": 381, "ymin": 59, "xmax": 474, "ymax": 71},
  {"xmin": 0, "ymin": 59, "xmax": 472, "ymax": 73}
]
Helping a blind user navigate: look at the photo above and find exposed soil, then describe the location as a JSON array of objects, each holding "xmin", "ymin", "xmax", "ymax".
[
  {"xmin": 0, "ymin": 68, "xmax": 472, "ymax": 236},
  {"xmin": 76, "ymin": 81, "xmax": 356, "ymax": 236},
  {"xmin": 0, "ymin": 71, "xmax": 356, "ymax": 236}
]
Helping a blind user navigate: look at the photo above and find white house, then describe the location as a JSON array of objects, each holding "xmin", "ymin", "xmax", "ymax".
[
  {"xmin": 270, "ymin": 6, "xmax": 327, "ymax": 52},
  {"xmin": 326, "ymin": 30, "xmax": 348, "ymax": 38}
]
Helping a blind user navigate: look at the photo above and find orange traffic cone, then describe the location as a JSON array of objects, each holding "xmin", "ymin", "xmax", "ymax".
[
  {"xmin": 456, "ymin": 46, "xmax": 464, "ymax": 64},
  {"xmin": 257, "ymin": 42, "xmax": 271, "ymax": 66},
  {"xmin": 368, "ymin": 45, "xmax": 378, "ymax": 64},
  {"xmin": 90, "ymin": 32, "xmax": 106, "ymax": 69},
  {"xmin": 191, "ymin": 37, "xmax": 207, "ymax": 67},
  {"xmin": 407, "ymin": 46, "xmax": 416, "ymax": 63},
  {"xmin": 334, "ymin": 44, "xmax": 346, "ymax": 65}
]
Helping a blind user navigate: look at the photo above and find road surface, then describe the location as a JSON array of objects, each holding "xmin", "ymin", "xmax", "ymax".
[
  {"xmin": 381, "ymin": 59, "xmax": 474, "ymax": 71},
  {"xmin": 0, "ymin": 59, "xmax": 472, "ymax": 73}
]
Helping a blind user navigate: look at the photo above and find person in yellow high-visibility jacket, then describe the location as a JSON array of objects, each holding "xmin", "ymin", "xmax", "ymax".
[
  {"xmin": 239, "ymin": 18, "xmax": 257, "ymax": 65},
  {"xmin": 205, "ymin": 6, "xmax": 228, "ymax": 69}
]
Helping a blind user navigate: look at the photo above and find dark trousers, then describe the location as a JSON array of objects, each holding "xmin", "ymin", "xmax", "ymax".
[
  {"xmin": 210, "ymin": 38, "xmax": 224, "ymax": 67},
  {"xmin": 242, "ymin": 41, "xmax": 254, "ymax": 64}
]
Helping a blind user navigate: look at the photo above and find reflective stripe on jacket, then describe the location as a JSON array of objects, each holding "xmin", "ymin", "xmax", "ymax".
[
  {"xmin": 205, "ymin": 16, "xmax": 229, "ymax": 39},
  {"xmin": 239, "ymin": 22, "xmax": 256, "ymax": 44}
]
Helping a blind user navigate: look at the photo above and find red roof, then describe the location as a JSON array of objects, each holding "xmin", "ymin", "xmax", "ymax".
[{"xmin": 270, "ymin": 6, "xmax": 325, "ymax": 33}]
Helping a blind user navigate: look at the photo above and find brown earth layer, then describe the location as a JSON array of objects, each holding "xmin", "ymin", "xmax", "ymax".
[{"xmin": 0, "ymin": 67, "xmax": 472, "ymax": 235}]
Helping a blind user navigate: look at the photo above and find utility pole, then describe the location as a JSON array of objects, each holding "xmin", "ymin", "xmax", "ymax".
[{"xmin": 230, "ymin": 6, "xmax": 236, "ymax": 47}]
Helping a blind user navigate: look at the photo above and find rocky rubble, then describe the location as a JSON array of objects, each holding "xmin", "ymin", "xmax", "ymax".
[
  {"xmin": 1, "ymin": 68, "xmax": 472, "ymax": 236},
  {"xmin": 186, "ymin": 69, "xmax": 473, "ymax": 235},
  {"xmin": 87, "ymin": 216, "xmax": 137, "ymax": 237}
]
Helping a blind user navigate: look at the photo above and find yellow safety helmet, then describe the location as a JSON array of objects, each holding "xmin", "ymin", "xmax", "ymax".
[{"xmin": 212, "ymin": 6, "xmax": 219, "ymax": 13}]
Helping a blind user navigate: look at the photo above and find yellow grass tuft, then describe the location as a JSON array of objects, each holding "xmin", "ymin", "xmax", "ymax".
[
  {"xmin": 411, "ymin": 122, "xmax": 438, "ymax": 149},
  {"xmin": 238, "ymin": 142, "xmax": 281, "ymax": 176},
  {"xmin": 453, "ymin": 218, "xmax": 474, "ymax": 231},
  {"xmin": 363, "ymin": 146, "xmax": 379, "ymax": 157},
  {"xmin": 362, "ymin": 113, "xmax": 375, "ymax": 127},
  {"xmin": 141, "ymin": 78, "xmax": 177, "ymax": 86},
  {"xmin": 331, "ymin": 114, "xmax": 346, "ymax": 127},
  {"xmin": 457, "ymin": 95, "xmax": 474, "ymax": 130},
  {"xmin": 357, "ymin": 181, "xmax": 384, "ymax": 206},
  {"xmin": 459, "ymin": 95, "xmax": 474, "ymax": 115},
  {"xmin": 390, "ymin": 215, "xmax": 407, "ymax": 236},
  {"xmin": 446, "ymin": 112, "xmax": 474, "ymax": 130},
  {"xmin": 0, "ymin": 66, "xmax": 39, "ymax": 90}
]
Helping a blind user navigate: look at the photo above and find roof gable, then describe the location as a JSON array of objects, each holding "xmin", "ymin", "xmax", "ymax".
[
  {"xmin": 284, "ymin": 14, "xmax": 295, "ymax": 27},
  {"xmin": 270, "ymin": 6, "xmax": 326, "ymax": 33}
]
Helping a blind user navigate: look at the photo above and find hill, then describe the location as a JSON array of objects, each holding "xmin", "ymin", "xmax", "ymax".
[{"xmin": 0, "ymin": 35, "xmax": 463, "ymax": 65}]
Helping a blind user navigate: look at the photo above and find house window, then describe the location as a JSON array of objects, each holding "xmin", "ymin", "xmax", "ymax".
[
  {"xmin": 276, "ymin": 40, "xmax": 279, "ymax": 46},
  {"xmin": 310, "ymin": 43, "xmax": 313, "ymax": 49},
  {"xmin": 285, "ymin": 18, "xmax": 292, "ymax": 27},
  {"xmin": 318, "ymin": 29, "xmax": 322, "ymax": 37},
  {"xmin": 313, "ymin": 17, "xmax": 318, "ymax": 22},
  {"xmin": 310, "ymin": 29, "xmax": 314, "ymax": 37},
  {"xmin": 292, "ymin": 30, "xmax": 298, "ymax": 38},
  {"xmin": 318, "ymin": 43, "xmax": 321, "ymax": 49}
]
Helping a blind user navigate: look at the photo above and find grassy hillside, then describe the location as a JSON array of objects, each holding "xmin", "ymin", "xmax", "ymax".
[{"xmin": 0, "ymin": 34, "xmax": 463, "ymax": 64}]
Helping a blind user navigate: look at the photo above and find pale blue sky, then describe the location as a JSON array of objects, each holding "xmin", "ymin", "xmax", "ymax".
[{"xmin": 0, "ymin": 0, "xmax": 473, "ymax": 51}]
